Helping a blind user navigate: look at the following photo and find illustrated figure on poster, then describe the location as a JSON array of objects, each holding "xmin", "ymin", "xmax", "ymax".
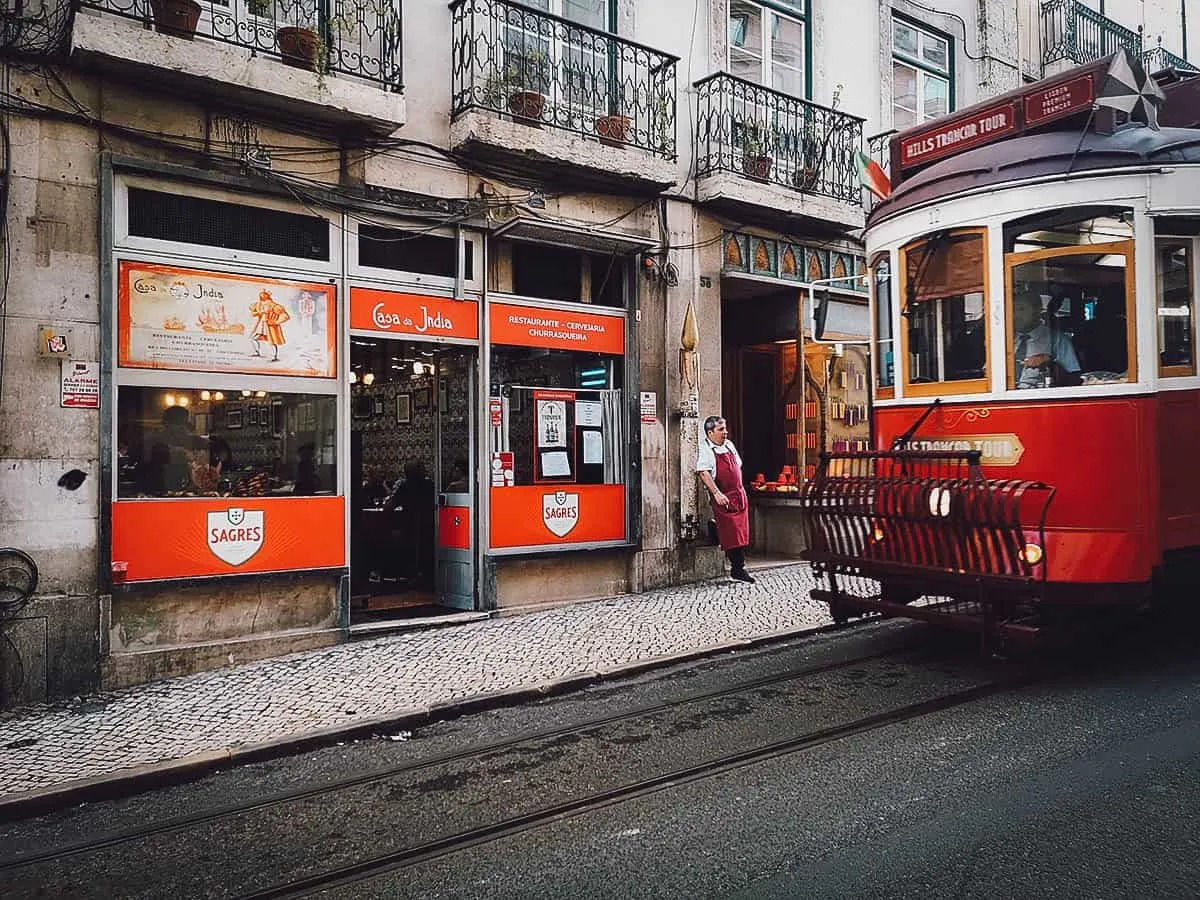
[{"xmin": 249, "ymin": 289, "xmax": 291, "ymax": 361}]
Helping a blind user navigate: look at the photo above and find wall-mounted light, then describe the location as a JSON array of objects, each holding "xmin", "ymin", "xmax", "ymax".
[
  {"xmin": 255, "ymin": 390, "xmax": 266, "ymax": 398},
  {"xmin": 412, "ymin": 361, "xmax": 434, "ymax": 376},
  {"xmin": 242, "ymin": 390, "xmax": 252, "ymax": 397},
  {"xmin": 164, "ymin": 393, "xmax": 176, "ymax": 407},
  {"xmin": 177, "ymin": 395, "xmax": 190, "ymax": 408},
  {"xmin": 363, "ymin": 372, "xmax": 375, "ymax": 386},
  {"xmin": 200, "ymin": 390, "xmax": 211, "ymax": 401},
  {"xmin": 349, "ymin": 371, "xmax": 358, "ymax": 384},
  {"xmin": 214, "ymin": 391, "xmax": 225, "ymax": 401}
]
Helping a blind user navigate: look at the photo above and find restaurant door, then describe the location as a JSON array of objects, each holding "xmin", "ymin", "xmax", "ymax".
[{"xmin": 349, "ymin": 338, "xmax": 477, "ymax": 620}]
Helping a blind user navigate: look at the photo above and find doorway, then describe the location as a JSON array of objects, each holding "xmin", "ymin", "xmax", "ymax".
[{"xmin": 349, "ymin": 338, "xmax": 476, "ymax": 621}]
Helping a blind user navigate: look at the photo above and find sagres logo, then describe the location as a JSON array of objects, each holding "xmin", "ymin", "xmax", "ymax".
[
  {"xmin": 207, "ymin": 507, "xmax": 265, "ymax": 566},
  {"xmin": 542, "ymin": 490, "xmax": 580, "ymax": 538}
]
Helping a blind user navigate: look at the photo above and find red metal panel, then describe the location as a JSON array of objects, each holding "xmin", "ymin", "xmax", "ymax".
[
  {"xmin": 438, "ymin": 506, "xmax": 471, "ymax": 550},
  {"xmin": 1158, "ymin": 388, "xmax": 1200, "ymax": 550}
]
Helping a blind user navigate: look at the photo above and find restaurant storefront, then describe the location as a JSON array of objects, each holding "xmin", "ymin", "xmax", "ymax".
[{"xmin": 100, "ymin": 167, "xmax": 644, "ymax": 684}]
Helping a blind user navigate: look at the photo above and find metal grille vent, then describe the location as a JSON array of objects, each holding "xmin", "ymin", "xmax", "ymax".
[{"xmin": 128, "ymin": 188, "xmax": 331, "ymax": 261}]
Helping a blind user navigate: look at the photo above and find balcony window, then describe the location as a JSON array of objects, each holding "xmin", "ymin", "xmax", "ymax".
[
  {"xmin": 728, "ymin": 0, "xmax": 806, "ymax": 98},
  {"xmin": 892, "ymin": 17, "xmax": 952, "ymax": 129}
]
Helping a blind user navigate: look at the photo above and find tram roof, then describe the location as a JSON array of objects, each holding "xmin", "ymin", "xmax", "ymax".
[{"xmin": 868, "ymin": 123, "xmax": 1200, "ymax": 228}]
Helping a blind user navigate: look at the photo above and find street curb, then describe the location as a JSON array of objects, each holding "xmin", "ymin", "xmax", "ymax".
[{"xmin": 0, "ymin": 618, "xmax": 842, "ymax": 820}]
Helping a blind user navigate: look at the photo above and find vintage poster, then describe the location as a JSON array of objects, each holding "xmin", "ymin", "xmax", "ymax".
[
  {"xmin": 535, "ymin": 395, "xmax": 569, "ymax": 448},
  {"xmin": 118, "ymin": 261, "xmax": 337, "ymax": 378}
]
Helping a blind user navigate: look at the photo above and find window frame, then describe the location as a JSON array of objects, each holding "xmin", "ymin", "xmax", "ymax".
[
  {"xmin": 870, "ymin": 251, "xmax": 895, "ymax": 401},
  {"xmin": 1002, "ymin": 240, "xmax": 1138, "ymax": 391},
  {"xmin": 898, "ymin": 227, "xmax": 990, "ymax": 398},
  {"xmin": 728, "ymin": 0, "xmax": 810, "ymax": 99},
  {"xmin": 1155, "ymin": 237, "xmax": 1196, "ymax": 379},
  {"xmin": 891, "ymin": 14, "xmax": 954, "ymax": 130}
]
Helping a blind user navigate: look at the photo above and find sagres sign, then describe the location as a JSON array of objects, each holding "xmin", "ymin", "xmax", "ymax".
[
  {"xmin": 910, "ymin": 434, "xmax": 1026, "ymax": 467},
  {"xmin": 542, "ymin": 491, "xmax": 580, "ymax": 537},
  {"xmin": 207, "ymin": 507, "xmax": 265, "ymax": 565}
]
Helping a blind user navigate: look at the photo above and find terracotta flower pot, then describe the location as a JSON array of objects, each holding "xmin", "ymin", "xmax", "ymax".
[
  {"xmin": 742, "ymin": 154, "xmax": 774, "ymax": 181},
  {"xmin": 149, "ymin": 0, "xmax": 202, "ymax": 39},
  {"xmin": 595, "ymin": 114, "xmax": 633, "ymax": 145},
  {"xmin": 278, "ymin": 26, "xmax": 321, "ymax": 71},
  {"xmin": 508, "ymin": 90, "xmax": 545, "ymax": 122}
]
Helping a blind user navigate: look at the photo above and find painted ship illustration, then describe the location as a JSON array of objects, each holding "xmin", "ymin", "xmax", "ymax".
[
  {"xmin": 163, "ymin": 316, "xmax": 187, "ymax": 331},
  {"xmin": 197, "ymin": 303, "xmax": 245, "ymax": 334}
]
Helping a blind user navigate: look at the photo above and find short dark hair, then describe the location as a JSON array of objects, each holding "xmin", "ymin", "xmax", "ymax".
[{"xmin": 703, "ymin": 415, "xmax": 724, "ymax": 435}]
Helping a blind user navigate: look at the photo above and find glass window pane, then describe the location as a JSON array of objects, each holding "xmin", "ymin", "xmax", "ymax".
[
  {"xmin": 893, "ymin": 62, "xmax": 917, "ymax": 111},
  {"xmin": 921, "ymin": 33, "xmax": 949, "ymax": 71},
  {"xmin": 904, "ymin": 233, "xmax": 987, "ymax": 384},
  {"xmin": 1009, "ymin": 249, "xmax": 1130, "ymax": 388},
  {"xmin": 873, "ymin": 259, "xmax": 894, "ymax": 389},
  {"xmin": 560, "ymin": 0, "xmax": 606, "ymax": 29},
  {"xmin": 730, "ymin": 1, "xmax": 763, "ymax": 53},
  {"xmin": 770, "ymin": 13, "xmax": 804, "ymax": 69},
  {"xmin": 941, "ymin": 293, "xmax": 986, "ymax": 380},
  {"xmin": 894, "ymin": 21, "xmax": 918, "ymax": 57},
  {"xmin": 117, "ymin": 387, "xmax": 338, "ymax": 498},
  {"xmin": 771, "ymin": 64, "xmax": 804, "ymax": 97},
  {"xmin": 893, "ymin": 105, "xmax": 917, "ymax": 129},
  {"xmin": 730, "ymin": 47, "xmax": 764, "ymax": 84},
  {"xmin": 1157, "ymin": 241, "xmax": 1194, "ymax": 373},
  {"xmin": 923, "ymin": 74, "xmax": 949, "ymax": 120}
]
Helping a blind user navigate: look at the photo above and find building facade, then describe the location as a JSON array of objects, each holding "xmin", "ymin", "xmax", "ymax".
[{"xmin": 0, "ymin": 0, "xmax": 1191, "ymax": 703}]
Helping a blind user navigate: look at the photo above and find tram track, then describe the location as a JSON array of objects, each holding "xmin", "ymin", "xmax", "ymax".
[
  {"xmin": 240, "ymin": 673, "xmax": 1042, "ymax": 900},
  {"xmin": 0, "ymin": 634, "xmax": 914, "ymax": 874}
]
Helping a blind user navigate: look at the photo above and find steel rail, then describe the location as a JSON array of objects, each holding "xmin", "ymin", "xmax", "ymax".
[
  {"xmin": 240, "ymin": 673, "xmax": 1042, "ymax": 900},
  {"xmin": 0, "ymin": 625, "xmax": 905, "ymax": 871}
]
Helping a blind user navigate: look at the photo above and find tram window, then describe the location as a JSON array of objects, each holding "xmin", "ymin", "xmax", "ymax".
[
  {"xmin": 1005, "ymin": 242, "xmax": 1134, "ymax": 389},
  {"xmin": 1156, "ymin": 241, "xmax": 1195, "ymax": 376},
  {"xmin": 871, "ymin": 255, "xmax": 894, "ymax": 391},
  {"xmin": 1003, "ymin": 206, "xmax": 1133, "ymax": 254},
  {"xmin": 901, "ymin": 231, "xmax": 987, "ymax": 389}
]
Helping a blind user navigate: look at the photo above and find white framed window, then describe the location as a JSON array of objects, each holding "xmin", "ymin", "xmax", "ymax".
[
  {"xmin": 892, "ymin": 17, "xmax": 952, "ymax": 130},
  {"xmin": 728, "ymin": 0, "xmax": 807, "ymax": 97}
]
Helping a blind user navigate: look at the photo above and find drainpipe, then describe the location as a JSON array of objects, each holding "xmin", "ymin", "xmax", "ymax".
[{"xmin": 1183, "ymin": 0, "xmax": 1189, "ymax": 60}]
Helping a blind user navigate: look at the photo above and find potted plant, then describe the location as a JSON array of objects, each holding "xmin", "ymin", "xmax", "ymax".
[
  {"xmin": 149, "ymin": 0, "xmax": 202, "ymax": 39},
  {"xmin": 794, "ymin": 126, "xmax": 822, "ymax": 190},
  {"xmin": 278, "ymin": 18, "xmax": 322, "ymax": 71},
  {"xmin": 738, "ymin": 121, "xmax": 774, "ymax": 180},
  {"xmin": 595, "ymin": 112, "xmax": 633, "ymax": 144},
  {"xmin": 484, "ymin": 49, "xmax": 552, "ymax": 122}
]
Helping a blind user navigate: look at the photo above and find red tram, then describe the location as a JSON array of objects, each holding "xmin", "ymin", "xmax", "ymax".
[{"xmin": 802, "ymin": 54, "xmax": 1200, "ymax": 646}]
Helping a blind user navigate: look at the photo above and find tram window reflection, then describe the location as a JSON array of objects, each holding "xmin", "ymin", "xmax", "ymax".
[
  {"xmin": 871, "ymin": 255, "xmax": 894, "ymax": 391},
  {"xmin": 902, "ymin": 231, "xmax": 987, "ymax": 389},
  {"xmin": 1156, "ymin": 240, "xmax": 1195, "ymax": 376},
  {"xmin": 1003, "ymin": 206, "xmax": 1134, "ymax": 254},
  {"xmin": 1006, "ymin": 243, "xmax": 1134, "ymax": 389}
]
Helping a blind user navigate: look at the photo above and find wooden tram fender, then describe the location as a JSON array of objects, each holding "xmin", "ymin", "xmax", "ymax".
[{"xmin": 802, "ymin": 53, "xmax": 1200, "ymax": 644}]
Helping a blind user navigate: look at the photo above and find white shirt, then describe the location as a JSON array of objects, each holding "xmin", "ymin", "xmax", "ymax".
[
  {"xmin": 696, "ymin": 438, "xmax": 742, "ymax": 477},
  {"xmin": 1014, "ymin": 324, "xmax": 1081, "ymax": 388}
]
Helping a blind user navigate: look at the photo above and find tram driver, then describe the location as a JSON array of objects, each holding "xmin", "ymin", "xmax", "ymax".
[{"xmin": 1012, "ymin": 288, "xmax": 1081, "ymax": 389}]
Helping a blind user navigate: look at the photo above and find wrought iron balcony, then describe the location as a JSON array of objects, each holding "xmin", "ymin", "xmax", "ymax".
[
  {"xmin": 449, "ymin": 0, "xmax": 677, "ymax": 158},
  {"xmin": 1142, "ymin": 38, "xmax": 1197, "ymax": 74},
  {"xmin": 1041, "ymin": 0, "xmax": 1141, "ymax": 68},
  {"xmin": 75, "ymin": 0, "xmax": 403, "ymax": 89},
  {"xmin": 694, "ymin": 74, "xmax": 864, "ymax": 203},
  {"xmin": 867, "ymin": 130, "xmax": 897, "ymax": 177}
]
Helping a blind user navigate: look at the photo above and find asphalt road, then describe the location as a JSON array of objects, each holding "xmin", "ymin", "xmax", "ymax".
[{"xmin": 2, "ymin": 614, "xmax": 1198, "ymax": 900}]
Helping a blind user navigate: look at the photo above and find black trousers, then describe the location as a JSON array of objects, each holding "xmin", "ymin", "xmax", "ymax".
[{"xmin": 727, "ymin": 547, "xmax": 747, "ymax": 571}]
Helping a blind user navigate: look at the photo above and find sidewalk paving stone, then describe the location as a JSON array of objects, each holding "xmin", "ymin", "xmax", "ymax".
[{"xmin": 0, "ymin": 563, "xmax": 828, "ymax": 805}]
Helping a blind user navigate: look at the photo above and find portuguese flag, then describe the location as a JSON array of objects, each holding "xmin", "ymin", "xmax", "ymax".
[{"xmin": 855, "ymin": 151, "xmax": 892, "ymax": 201}]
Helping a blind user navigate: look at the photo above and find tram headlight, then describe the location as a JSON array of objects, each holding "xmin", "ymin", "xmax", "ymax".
[
  {"xmin": 1020, "ymin": 542, "xmax": 1044, "ymax": 566},
  {"xmin": 928, "ymin": 486, "xmax": 952, "ymax": 518}
]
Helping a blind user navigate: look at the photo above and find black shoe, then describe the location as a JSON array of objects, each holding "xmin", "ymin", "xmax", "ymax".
[{"xmin": 731, "ymin": 568, "xmax": 756, "ymax": 583}]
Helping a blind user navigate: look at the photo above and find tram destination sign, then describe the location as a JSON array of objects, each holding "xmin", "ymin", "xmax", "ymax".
[
  {"xmin": 898, "ymin": 102, "xmax": 1018, "ymax": 168},
  {"xmin": 1025, "ymin": 74, "xmax": 1095, "ymax": 127}
]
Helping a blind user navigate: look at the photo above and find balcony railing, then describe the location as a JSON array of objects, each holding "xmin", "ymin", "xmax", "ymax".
[
  {"xmin": 867, "ymin": 129, "xmax": 897, "ymax": 177},
  {"xmin": 449, "ymin": 0, "xmax": 677, "ymax": 158},
  {"xmin": 76, "ymin": 0, "xmax": 403, "ymax": 89},
  {"xmin": 1142, "ymin": 39, "xmax": 1197, "ymax": 74},
  {"xmin": 694, "ymin": 73, "xmax": 864, "ymax": 203},
  {"xmin": 1041, "ymin": 0, "xmax": 1141, "ymax": 68}
]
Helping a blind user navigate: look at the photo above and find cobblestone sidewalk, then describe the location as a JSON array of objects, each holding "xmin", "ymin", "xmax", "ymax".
[{"xmin": 0, "ymin": 563, "xmax": 826, "ymax": 807}]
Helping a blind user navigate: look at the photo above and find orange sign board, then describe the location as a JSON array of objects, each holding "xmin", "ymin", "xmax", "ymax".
[
  {"xmin": 111, "ymin": 496, "xmax": 346, "ymax": 582},
  {"xmin": 350, "ymin": 288, "xmax": 479, "ymax": 340},
  {"xmin": 118, "ymin": 261, "xmax": 337, "ymax": 378},
  {"xmin": 489, "ymin": 484, "xmax": 625, "ymax": 548},
  {"xmin": 489, "ymin": 303, "xmax": 625, "ymax": 355}
]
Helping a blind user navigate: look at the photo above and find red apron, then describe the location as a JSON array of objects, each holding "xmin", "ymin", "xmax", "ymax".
[{"xmin": 710, "ymin": 448, "xmax": 750, "ymax": 551}]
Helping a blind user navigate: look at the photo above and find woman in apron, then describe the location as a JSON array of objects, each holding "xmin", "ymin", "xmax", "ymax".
[{"xmin": 696, "ymin": 415, "xmax": 754, "ymax": 583}]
